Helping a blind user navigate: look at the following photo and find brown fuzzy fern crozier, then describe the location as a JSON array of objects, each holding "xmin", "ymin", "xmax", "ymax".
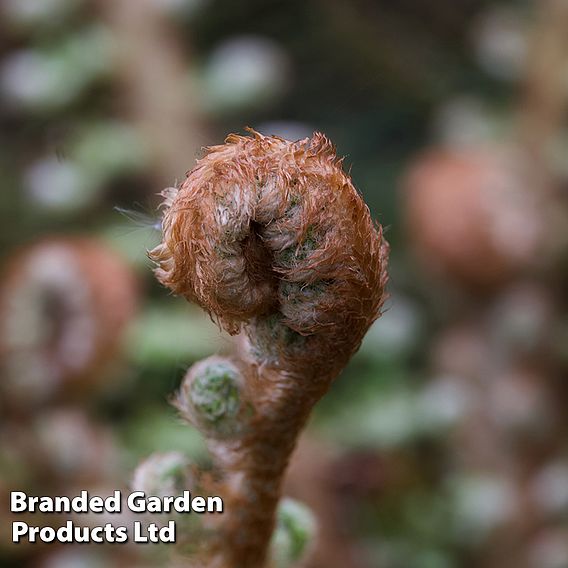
[{"xmin": 150, "ymin": 130, "xmax": 389, "ymax": 568}]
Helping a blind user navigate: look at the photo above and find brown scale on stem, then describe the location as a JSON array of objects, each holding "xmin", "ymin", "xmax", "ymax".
[{"xmin": 150, "ymin": 130, "xmax": 388, "ymax": 568}]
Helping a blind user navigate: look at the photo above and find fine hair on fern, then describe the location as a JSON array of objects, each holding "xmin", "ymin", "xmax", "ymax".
[{"xmin": 143, "ymin": 130, "xmax": 389, "ymax": 568}]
